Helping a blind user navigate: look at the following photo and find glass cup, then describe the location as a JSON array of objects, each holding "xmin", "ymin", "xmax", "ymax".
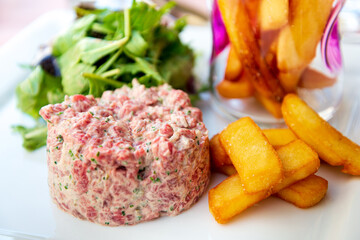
[{"xmin": 210, "ymin": 0, "xmax": 345, "ymax": 125}]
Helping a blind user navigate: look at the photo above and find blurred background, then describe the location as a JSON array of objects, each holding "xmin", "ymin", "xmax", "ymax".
[
  {"xmin": 0, "ymin": 0, "xmax": 211, "ymax": 46},
  {"xmin": 1, "ymin": 0, "xmax": 360, "ymax": 46},
  {"xmin": 0, "ymin": 0, "xmax": 68, "ymax": 45}
]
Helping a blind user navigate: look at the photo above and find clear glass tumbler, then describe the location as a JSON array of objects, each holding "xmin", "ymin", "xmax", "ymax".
[{"xmin": 210, "ymin": 0, "xmax": 345, "ymax": 124}]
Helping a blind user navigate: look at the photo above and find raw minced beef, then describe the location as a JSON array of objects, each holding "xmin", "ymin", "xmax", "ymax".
[{"xmin": 40, "ymin": 80, "xmax": 210, "ymax": 226}]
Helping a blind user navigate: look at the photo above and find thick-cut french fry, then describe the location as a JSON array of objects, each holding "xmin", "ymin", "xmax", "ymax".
[
  {"xmin": 211, "ymin": 129, "xmax": 296, "ymax": 173},
  {"xmin": 244, "ymin": 0, "xmax": 260, "ymax": 38},
  {"xmin": 278, "ymin": 69, "xmax": 304, "ymax": 93},
  {"xmin": 218, "ymin": 0, "xmax": 285, "ymax": 102},
  {"xmin": 216, "ymin": 77, "xmax": 254, "ymax": 99},
  {"xmin": 298, "ymin": 68, "xmax": 337, "ymax": 89},
  {"xmin": 272, "ymin": 140, "xmax": 320, "ymax": 192},
  {"xmin": 225, "ymin": 46, "xmax": 243, "ymax": 81},
  {"xmin": 210, "ymin": 134, "xmax": 325, "ymax": 208},
  {"xmin": 217, "ymin": 165, "xmax": 238, "ymax": 176},
  {"xmin": 261, "ymin": 30, "xmax": 279, "ymax": 63},
  {"xmin": 282, "ymin": 94, "xmax": 360, "ymax": 175},
  {"xmin": 209, "ymin": 174, "xmax": 269, "ymax": 224},
  {"xmin": 209, "ymin": 134, "xmax": 238, "ymax": 175},
  {"xmin": 218, "ymin": 166, "xmax": 327, "ymax": 208},
  {"xmin": 277, "ymin": 0, "xmax": 334, "ymax": 71},
  {"xmin": 264, "ymin": 41, "xmax": 277, "ymax": 70},
  {"xmin": 210, "ymin": 134, "xmax": 232, "ymax": 169},
  {"xmin": 210, "ymin": 133, "xmax": 322, "ymax": 209},
  {"xmin": 276, "ymin": 174, "xmax": 328, "ymax": 208},
  {"xmin": 263, "ymin": 128, "xmax": 297, "ymax": 147},
  {"xmin": 213, "ymin": 154, "xmax": 326, "ymax": 208},
  {"xmin": 277, "ymin": 26, "xmax": 302, "ymax": 70},
  {"xmin": 259, "ymin": 0, "xmax": 289, "ymax": 31},
  {"xmin": 220, "ymin": 117, "xmax": 283, "ymax": 193},
  {"xmin": 255, "ymin": 92, "xmax": 282, "ymax": 118},
  {"xmin": 209, "ymin": 140, "xmax": 320, "ymax": 223}
]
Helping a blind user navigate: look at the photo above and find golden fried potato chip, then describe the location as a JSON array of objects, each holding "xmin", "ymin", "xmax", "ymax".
[
  {"xmin": 276, "ymin": 174, "xmax": 328, "ymax": 208},
  {"xmin": 282, "ymin": 94, "xmax": 360, "ymax": 175},
  {"xmin": 255, "ymin": 92, "xmax": 283, "ymax": 118},
  {"xmin": 211, "ymin": 129, "xmax": 296, "ymax": 173},
  {"xmin": 218, "ymin": 0, "xmax": 285, "ymax": 102},
  {"xmin": 259, "ymin": 0, "xmax": 289, "ymax": 31},
  {"xmin": 277, "ymin": 0, "xmax": 334, "ymax": 71},
  {"xmin": 216, "ymin": 76, "xmax": 254, "ymax": 99},
  {"xmin": 220, "ymin": 117, "xmax": 283, "ymax": 193},
  {"xmin": 272, "ymin": 140, "xmax": 320, "ymax": 192},
  {"xmin": 209, "ymin": 139, "xmax": 320, "ymax": 223},
  {"xmin": 278, "ymin": 69, "xmax": 304, "ymax": 93},
  {"xmin": 225, "ymin": 45, "xmax": 243, "ymax": 81},
  {"xmin": 210, "ymin": 134, "xmax": 232, "ymax": 169},
  {"xmin": 263, "ymin": 128, "xmax": 297, "ymax": 147}
]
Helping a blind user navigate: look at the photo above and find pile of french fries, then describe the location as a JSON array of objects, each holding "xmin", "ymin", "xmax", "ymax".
[
  {"xmin": 209, "ymin": 94, "xmax": 360, "ymax": 224},
  {"xmin": 216, "ymin": 0, "xmax": 336, "ymax": 118}
]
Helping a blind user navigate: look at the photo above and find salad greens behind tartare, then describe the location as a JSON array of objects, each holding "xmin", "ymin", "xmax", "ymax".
[{"xmin": 15, "ymin": 1, "xmax": 198, "ymax": 151}]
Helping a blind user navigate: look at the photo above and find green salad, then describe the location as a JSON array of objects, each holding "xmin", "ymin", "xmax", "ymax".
[{"xmin": 15, "ymin": 1, "xmax": 198, "ymax": 151}]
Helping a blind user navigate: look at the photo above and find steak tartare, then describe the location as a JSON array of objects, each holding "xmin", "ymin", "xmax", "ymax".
[{"xmin": 40, "ymin": 80, "xmax": 210, "ymax": 226}]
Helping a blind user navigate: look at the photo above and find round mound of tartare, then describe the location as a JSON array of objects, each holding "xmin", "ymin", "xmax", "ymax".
[{"xmin": 40, "ymin": 80, "xmax": 210, "ymax": 226}]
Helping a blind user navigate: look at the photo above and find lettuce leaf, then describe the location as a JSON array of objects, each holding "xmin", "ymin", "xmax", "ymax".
[
  {"xmin": 16, "ymin": 66, "xmax": 63, "ymax": 119},
  {"xmin": 13, "ymin": 125, "xmax": 47, "ymax": 151},
  {"xmin": 52, "ymin": 14, "xmax": 96, "ymax": 56},
  {"xmin": 16, "ymin": 2, "xmax": 196, "ymax": 151}
]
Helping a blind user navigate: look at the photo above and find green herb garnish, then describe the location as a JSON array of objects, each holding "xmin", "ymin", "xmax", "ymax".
[{"xmin": 69, "ymin": 149, "xmax": 74, "ymax": 157}]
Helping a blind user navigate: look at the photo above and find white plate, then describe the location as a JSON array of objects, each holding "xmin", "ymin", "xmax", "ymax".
[{"xmin": 1, "ymin": 10, "xmax": 360, "ymax": 240}]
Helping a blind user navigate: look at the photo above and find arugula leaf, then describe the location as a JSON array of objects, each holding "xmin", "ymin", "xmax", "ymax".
[
  {"xmin": 96, "ymin": 49, "xmax": 122, "ymax": 74},
  {"xmin": 91, "ymin": 23, "xmax": 115, "ymax": 35},
  {"xmin": 13, "ymin": 125, "xmax": 47, "ymax": 151},
  {"xmin": 16, "ymin": 66, "xmax": 63, "ymax": 118},
  {"xmin": 125, "ymin": 31, "xmax": 148, "ymax": 57},
  {"xmin": 130, "ymin": 1, "xmax": 175, "ymax": 33},
  {"xmin": 74, "ymin": 7, "xmax": 109, "ymax": 20},
  {"xmin": 152, "ymin": 17, "xmax": 194, "ymax": 90},
  {"xmin": 80, "ymin": 38, "xmax": 127, "ymax": 65},
  {"xmin": 87, "ymin": 76, "xmax": 106, "ymax": 98},
  {"xmin": 52, "ymin": 14, "xmax": 96, "ymax": 56},
  {"xmin": 15, "ymin": 2, "xmax": 197, "ymax": 151},
  {"xmin": 47, "ymin": 88, "xmax": 65, "ymax": 104},
  {"xmin": 103, "ymin": 11, "xmax": 123, "ymax": 39},
  {"xmin": 16, "ymin": 66, "xmax": 44, "ymax": 118},
  {"xmin": 112, "ymin": 63, "xmax": 143, "ymax": 76},
  {"xmin": 101, "ymin": 69, "xmax": 120, "ymax": 78},
  {"xmin": 158, "ymin": 44, "xmax": 194, "ymax": 89},
  {"xmin": 83, "ymin": 72, "xmax": 125, "ymax": 89},
  {"xmin": 138, "ymin": 75, "xmax": 162, "ymax": 88},
  {"xmin": 81, "ymin": 9, "xmax": 131, "ymax": 64},
  {"xmin": 62, "ymin": 63, "xmax": 96, "ymax": 95},
  {"xmin": 134, "ymin": 57, "xmax": 164, "ymax": 84},
  {"xmin": 57, "ymin": 44, "xmax": 82, "ymax": 71}
]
